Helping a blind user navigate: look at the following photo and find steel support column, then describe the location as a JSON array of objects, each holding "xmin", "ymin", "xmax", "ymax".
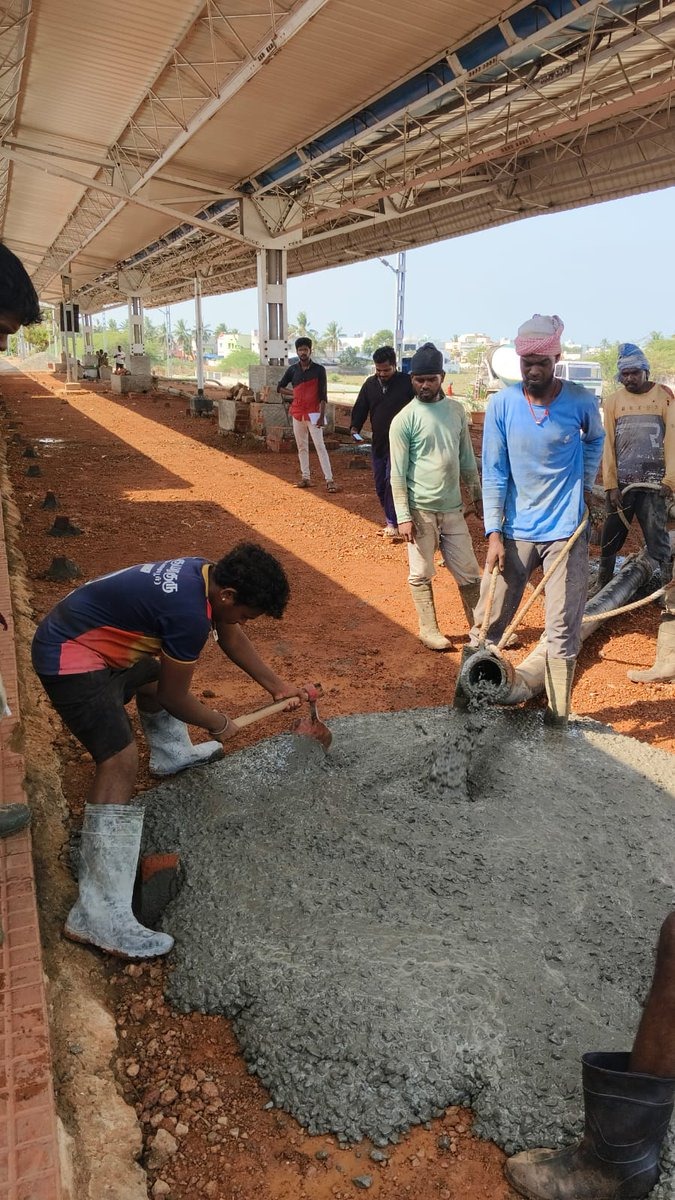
[
  {"xmin": 257, "ymin": 247, "xmax": 288, "ymax": 366},
  {"xmin": 82, "ymin": 312, "xmax": 95, "ymax": 366},
  {"xmin": 127, "ymin": 294, "xmax": 144, "ymax": 356},
  {"xmin": 60, "ymin": 273, "xmax": 77, "ymax": 383},
  {"xmin": 395, "ymin": 252, "xmax": 406, "ymax": 361},
  {"xmin": 191, "ymin": 275, "xmax": 212, "ymax": 414}
]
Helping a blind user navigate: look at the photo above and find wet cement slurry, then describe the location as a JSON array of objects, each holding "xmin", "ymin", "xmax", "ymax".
[{"xmin": 140, "ymin": 707, "xmax": 675, "ymax": 1188}]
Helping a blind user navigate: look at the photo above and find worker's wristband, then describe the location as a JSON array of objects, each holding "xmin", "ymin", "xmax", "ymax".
[{"xmin": 211, "ymin": 721, "xmax": 230, "ymax": 736}]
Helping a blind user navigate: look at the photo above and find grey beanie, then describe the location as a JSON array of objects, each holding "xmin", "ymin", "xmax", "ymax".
[{"xmin": 410, "ymin": 342, "xmax": 443, "ymax": 375}]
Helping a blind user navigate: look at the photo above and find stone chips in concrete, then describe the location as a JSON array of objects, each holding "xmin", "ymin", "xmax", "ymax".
[{"xmin": 140, "ymin": 708, "xmax": 675, "ymax": 1187}]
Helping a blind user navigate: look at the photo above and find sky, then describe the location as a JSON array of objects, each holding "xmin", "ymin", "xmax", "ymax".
[{"xmin": 108, "ymin": 186, "xmax": 675, "ymax": 349}]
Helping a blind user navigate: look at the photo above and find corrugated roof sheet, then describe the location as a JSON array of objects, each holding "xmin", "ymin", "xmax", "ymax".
[{"xmin": 2, "ymin": 0, "xmax": 675, "ymax": 306}]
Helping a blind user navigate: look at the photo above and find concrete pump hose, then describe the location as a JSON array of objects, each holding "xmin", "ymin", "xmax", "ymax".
[{"xmin": 581, "ymin": 586, "xmax": 665, "ymax": 623}]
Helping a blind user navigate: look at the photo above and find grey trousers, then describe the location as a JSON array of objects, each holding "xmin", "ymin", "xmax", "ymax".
[{"xmin": 470, "ymin": 531, "xmax": 590, "ymax": 659}]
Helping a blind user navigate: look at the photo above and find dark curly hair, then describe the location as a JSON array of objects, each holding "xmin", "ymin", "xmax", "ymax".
[
  {"xmin": 0, "ymin": 243, "xmax": 41, "ymax": 326},
  {"xmin": 212, "ymin": 542, "xmax": 290, "ymax": 618}
]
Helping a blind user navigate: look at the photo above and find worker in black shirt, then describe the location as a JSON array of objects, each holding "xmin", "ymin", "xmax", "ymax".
[{"xmin": 350, "ymin": 346, "xmax": 414, "ymax": 538}]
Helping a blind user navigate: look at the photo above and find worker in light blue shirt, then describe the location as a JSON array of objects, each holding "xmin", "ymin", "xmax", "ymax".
[{"xmin": 471, "ymin": 314, "xmax": 604, "ymax": 729}]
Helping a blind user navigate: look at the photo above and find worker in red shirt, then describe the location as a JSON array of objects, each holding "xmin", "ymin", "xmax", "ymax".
[{"xmin": 277, "ymin": 338, "xmax": 339, "ymax": 492}]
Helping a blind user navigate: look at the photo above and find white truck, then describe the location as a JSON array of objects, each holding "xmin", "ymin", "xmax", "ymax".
[{"xmin": 482, "ymin": 346, "xmax": 603, "ymax": 402}]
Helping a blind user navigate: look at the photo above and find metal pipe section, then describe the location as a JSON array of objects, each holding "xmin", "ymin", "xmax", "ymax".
[
  {"xmin": 457, "ymin": 648, "xmax": 515, "ymax": 704},
  {"xmin": 459, "ymin": 550, "xmax": 658, "ymax": 707},
  {"xmin": 194, "ymin": 276, "xmax": 205, "ymax": 396}
]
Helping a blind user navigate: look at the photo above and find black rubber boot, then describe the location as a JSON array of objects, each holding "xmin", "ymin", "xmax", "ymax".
[
  {"xmin": 594, "ymin": 555, "xmax": 616, "ymax": 593},
  {"xmin": 506, "ymin": 1051, "xmax": 675, "ymax": 1200}
]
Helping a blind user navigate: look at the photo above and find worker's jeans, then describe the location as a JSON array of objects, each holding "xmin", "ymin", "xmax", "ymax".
[
  {"xmin": 600, "ymin": 488, "xmax": 672, "ymax": 578},
  {"xmin": 470, "ymin": 531, "xmax": 590, "ymax": 658},
  {"xmin": 407, "ymin": 509, "xmax": 481, "ymax": 587},
  {"xmin": 292, "ymin": 417, "xmax": 333, "ymax": 482},
  {"xmin": 371, "ymin": 452, "xmax": 397, "ymax": 527}
]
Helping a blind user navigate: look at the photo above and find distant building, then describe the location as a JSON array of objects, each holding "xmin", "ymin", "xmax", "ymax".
[
  {"xmin": 457, "ymin": 332, "xmax": 491, "ymax": 351},
  {"xmin": 216, "ymin": 331, "xmax": 251, "ymax": 356},
  {"xmin": 338, "ymin": 334, "xmax": 367, "ymax": 353}
]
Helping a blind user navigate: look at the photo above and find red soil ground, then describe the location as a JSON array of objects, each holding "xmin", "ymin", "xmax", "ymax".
[{"xmin": 4, "ymin": 368, "xmax": 673, "ymax": 1200}]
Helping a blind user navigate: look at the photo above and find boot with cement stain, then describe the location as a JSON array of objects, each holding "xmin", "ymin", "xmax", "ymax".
[
  {"xmin": 506, "ymin": 1052, "xmax": 675, "ymax": 1200},
  {"xmin": 458, "ymin": 581, "xmax": 481, "ymax": 629},
  {"xmin": 139, "ymin": 708, "xmax": 223, "ymax": 777},
  {"xmin": 64, "ymin": 804, "xmax": 174, "ymax": 959},
  {"xmin": 543, "ymin": 656, "xmax": 575, "ymax": 729},
  {"xmin": 627, "ymin": 617, "xmax": 675, "ymax": 683},
  {"xmin": 409, "ymin": 582, "xmax": 451, "ymax": 651}
]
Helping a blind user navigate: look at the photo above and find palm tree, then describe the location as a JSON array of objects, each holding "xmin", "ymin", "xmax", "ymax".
[
  {"xmin": 323, "ymin": 321, "xmax": 344, "ymax": 357},
  {"xmin": 173, "ymin": 319, "xmax": 193, "ymax": 357},
  {"xmin": 289, "ymin": 311, "xmax": 316, "ymax": 340},
  {"xmin": 214, "ymin": 323, "xmax": 229, "ymax": 336}
]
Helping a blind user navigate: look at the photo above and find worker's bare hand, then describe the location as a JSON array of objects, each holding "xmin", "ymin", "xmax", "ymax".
[
  {"xmin": 271, "ymin": 682, "xmax": 314, "ymax": 709},
  {"xmin": 315, "ymin": 416, "xmax": 326, "ymax": 428},
  {"xmin": 584, "ymin": 490, "xmax": 604, "ymax": 527},
  {"xmin": 606, "ymin": 488, "xmax": 622, "ymax": 510},
  {"xmin": 398, "ymin": 520, "xmax": 416, "ymax": 543},
  {"xmin": 486, "ymin": 532, "xmax": 505, "ymax": 572},
  {"xmin": 211, "ymin": 716, "xmax": 240, "ymax": 743}
]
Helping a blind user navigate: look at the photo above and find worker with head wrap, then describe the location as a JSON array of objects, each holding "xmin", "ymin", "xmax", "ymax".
[
  {"xmin": 595, "ymin": 343, "xmax": 674, "ymax": 594},
  {"xmin": 471, "ymin": 314, "xmax": 605, "ymax": 729}
]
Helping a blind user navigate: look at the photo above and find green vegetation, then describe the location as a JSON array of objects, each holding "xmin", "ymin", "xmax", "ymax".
[
  {"xmin": 217, "ymin": 348, "xmax": 259, "ymax": 370},
  {"xmin": 361, "ymin": 329, "xmax": 394, "ymax": 355}
]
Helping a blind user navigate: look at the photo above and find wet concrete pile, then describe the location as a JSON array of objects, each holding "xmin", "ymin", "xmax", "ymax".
[{"xmin": 140, "ymin": 708, "xmax": 675, "ymax": 1184}]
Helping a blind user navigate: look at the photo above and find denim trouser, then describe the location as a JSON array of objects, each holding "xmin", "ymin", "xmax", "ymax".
[
  {"xmin": 600, "ymin": 488, "xmax": 672, "ymax": 574},
  {"xmin": 371, "ymin": 452, "xmax": 397, "ymax": 527}
]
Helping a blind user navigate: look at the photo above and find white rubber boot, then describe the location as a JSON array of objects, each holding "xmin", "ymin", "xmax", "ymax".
[
  {"xmin": 409, "ymin": 582, "xmax": 451, "ymax": 650},
  {"xmin": 64, "ymin": 804, "xmax": 174, "ymax": 958},
  {"xmin": 139, "ymin": 709, "xmax": 223, "ymax": 777},
  {"xmin": 627, "ymin": 618, "xmax": 675, "ymax": 683}
]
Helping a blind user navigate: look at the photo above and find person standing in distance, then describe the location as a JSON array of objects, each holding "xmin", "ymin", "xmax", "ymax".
[
  {"xmin": 350, "ymin": 345, "xmax": 414, "ymax": 539},
  {"xmin": 277, "ymin": 337, "xmax": 339, "ymax": 492}
]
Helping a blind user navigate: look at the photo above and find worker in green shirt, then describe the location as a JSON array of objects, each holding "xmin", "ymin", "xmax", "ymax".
[{"xmin": 389, "ymin": 343, "xmax": 482, "ymax": 650}]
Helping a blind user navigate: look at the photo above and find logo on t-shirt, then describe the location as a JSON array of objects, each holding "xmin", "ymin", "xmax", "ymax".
[{"xmin": 152, "ymin": 558, "xmax": 186, "ymax": 595}]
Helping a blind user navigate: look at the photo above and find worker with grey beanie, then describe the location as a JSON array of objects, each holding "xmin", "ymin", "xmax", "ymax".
[{"xmin": 389, "ymin": 342, "xmax": 482, "ymax": 650}]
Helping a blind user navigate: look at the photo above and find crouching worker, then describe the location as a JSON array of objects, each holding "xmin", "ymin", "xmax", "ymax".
[
  {"xmin": 32, "ymin": 544, "xmax": 312, "ymax": 960},
  {"xmin": 506, "ymin": 911, "xmax": 675, "ymax": 1200}
]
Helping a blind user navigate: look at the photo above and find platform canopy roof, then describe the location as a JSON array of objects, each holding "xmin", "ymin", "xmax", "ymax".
[{"xmin": 2, "ymin": 0, "xmax": 675, "ymax": 311}]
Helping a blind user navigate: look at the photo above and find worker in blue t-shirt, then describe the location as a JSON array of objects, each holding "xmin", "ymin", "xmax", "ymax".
[
  {"xmin": 32, "ymin": 543, "xmax": 314, "ymax": 960},
  {"xmin": 470, "ymin": 314, "xmax": 604, "ymax": 729}
]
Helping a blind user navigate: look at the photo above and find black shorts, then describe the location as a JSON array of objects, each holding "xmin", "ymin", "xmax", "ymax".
[{"xmin": 38, "ymin": 658, "xmax": 160, "ymax": 764}]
